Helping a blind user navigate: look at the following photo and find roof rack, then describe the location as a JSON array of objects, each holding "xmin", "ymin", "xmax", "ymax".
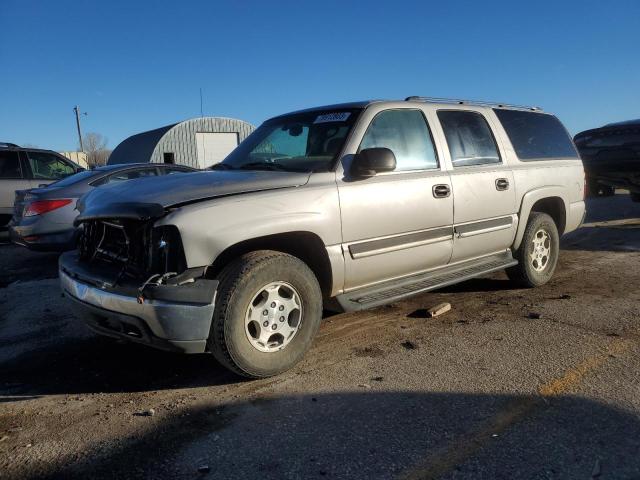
[
  {"xmin": 404, "ymin": 96, "xmax": 541, "ymax": 111},
  {"xmin": 0, "ymin": 142, "xmax": 20, "ymax": 148}
]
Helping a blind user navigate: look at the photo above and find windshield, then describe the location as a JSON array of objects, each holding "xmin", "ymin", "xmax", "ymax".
[
  {"xmin": 46, "ymin": 169, "xmax": 97, "ymax": 187},
  {"xmin": 222, "ymin": 109, "xmax": 361, "ymax": 172}
]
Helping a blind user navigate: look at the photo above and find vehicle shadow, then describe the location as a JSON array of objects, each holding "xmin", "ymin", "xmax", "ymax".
[
  {"xmin": 0, "ymin": 244, "xmax": 60, "ymax": 287},
  {"xmin": 0, "ymin": 336, "xmax": 242, "ymax": 398},
  {"xmin": 559, "ymin": 193, "xmax": 640, "ymax": 253},
  {"xmin": 11, "ymin": 391, "xmax": 640, "ymax": 480}
]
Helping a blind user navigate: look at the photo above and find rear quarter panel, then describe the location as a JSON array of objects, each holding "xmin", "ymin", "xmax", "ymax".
[{"xmin": 486, "ymin": 109, "xmax": 586, "ymax": 249}]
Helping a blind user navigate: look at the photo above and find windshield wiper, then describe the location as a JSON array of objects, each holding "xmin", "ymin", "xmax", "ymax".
[{"xmin": 238, "ymin": 161, "xmax": 290, "ymax": 171}]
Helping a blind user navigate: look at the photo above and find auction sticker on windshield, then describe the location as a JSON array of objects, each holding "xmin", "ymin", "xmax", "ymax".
[{"xmin": 314, "ymin": 112, "xmax": 351, "ymax": 124}]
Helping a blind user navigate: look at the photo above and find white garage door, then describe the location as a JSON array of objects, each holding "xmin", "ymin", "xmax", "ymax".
[{"xmin": 195, "ymin": 132, "xmax": 239, "ymax": 168}]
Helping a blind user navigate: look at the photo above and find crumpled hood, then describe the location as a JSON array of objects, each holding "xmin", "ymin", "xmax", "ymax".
[{"xmin": 76, "ymin": 170, "xmax": 310, "ymax": 222}]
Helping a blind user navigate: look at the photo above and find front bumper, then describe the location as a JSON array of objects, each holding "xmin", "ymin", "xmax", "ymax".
[{"xmin": 59, "ymin": 252, "xmax": 218, "ymax": 354}]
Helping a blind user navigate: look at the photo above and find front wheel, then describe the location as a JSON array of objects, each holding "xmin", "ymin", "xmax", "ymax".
[
  {"xmin": 507, "ymin": 212, "xmax": 560, "ymax": 288},
  {"xmin": 208, "ymin": 251, "xmax": 323, "ymax": 378}
]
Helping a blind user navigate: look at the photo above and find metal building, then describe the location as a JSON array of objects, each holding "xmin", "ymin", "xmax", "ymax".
[{"xmin": 108, "ymin": 117, "xmax": 255, "ymax": 168}]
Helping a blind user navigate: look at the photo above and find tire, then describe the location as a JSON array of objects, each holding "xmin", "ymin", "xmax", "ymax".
[
  {"xmin": 631, "ymin": 192, "xmax": 640, "ymax": 203},
  {"xmin": 208, "ymin": 250, "xmax": 322, "ymax": 378},
  {"xmin": 507, "ymin": 212, "xmax": 560, "ymax": 288}
]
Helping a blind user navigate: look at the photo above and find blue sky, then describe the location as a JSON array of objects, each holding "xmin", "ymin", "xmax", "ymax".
[{"xmin": 1, "ymin": 0, "xmax": 639, "ymax": 151}]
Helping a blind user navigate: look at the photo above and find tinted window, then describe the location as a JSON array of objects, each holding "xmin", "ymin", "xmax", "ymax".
[
  {"xmin": 0, "ymin": 151, "xmax": 22, "ymax": 178},
  {"xmin": 437, "ymin": 111, "xmax": 501, "ymax": 167},
  {"xmin": 163, "ymin": 167, "xmax": 191, "ymax": 175},
  {"xmin": 494, "ymin": 109, "xmax": 578, "ymax": 160},
  {"xmin": 48, "ymin": 170, "xmax": 97, "ymax": 187},
  {"xmin": 360, "ymin": 109, "xmax": 438, "ymax": 171},
  {"xmin": 102, "ymin": 168, "xmax": 157, "ymax": 184},
  {"xmin": 28, "ymin": 152, "xmax": 76, "ymax": 179}
]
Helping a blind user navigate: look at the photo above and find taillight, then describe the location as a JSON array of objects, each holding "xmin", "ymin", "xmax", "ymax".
[{"xmin": 24, "ymin": 199, "xmax": 73, "ymax": 217}]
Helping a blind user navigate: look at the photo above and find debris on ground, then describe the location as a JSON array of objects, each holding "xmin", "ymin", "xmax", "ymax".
[
  {"xmin": 135, "ymin": 409, "xmax": 156, "ymax": 417},
  {"xmin": 528, "ymin": 312, "xmax": 542, "ymax": 319},
  {"xmin": 401, "ymin": 340, "xmax": 418, "ymax": 350},
  {"xmin": 407, "ymin": 302, "xmax": 452, "ymax": 319},
  {"xmin": 591, "ymin": 458, "xmax": 601, "ymax": 478},
  {"xmin": 371, "ymin": 376, "xmax": 384, "ymax": 382},
  {"xmin": 197, "ymin": 465, "xmax": 211, "ymax": 474},
  {"xmin": 0, "ymin": 436, "xmax": 8, "ymax": 443},
  {"xmin": 427, "ymin": 302, "xmax": 451, "ymax": 318}
]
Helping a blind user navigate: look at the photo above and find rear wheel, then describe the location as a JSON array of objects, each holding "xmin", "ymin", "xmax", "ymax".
[
  {"xmin": 507, "ymin": 212, "xmax": 559, "ymax": 288},
  {"xmin": 208, "ymin": 250, "xmax": 322, "ymax": 378}
]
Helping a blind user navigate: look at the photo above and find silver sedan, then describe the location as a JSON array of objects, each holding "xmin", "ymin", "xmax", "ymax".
[{"xmin": 9, "ymin": 163, "xmax": 195, "ymax": 251}]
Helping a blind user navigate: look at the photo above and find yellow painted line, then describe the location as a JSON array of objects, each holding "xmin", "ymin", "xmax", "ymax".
[{"xmin": 399, "ymin": 338, "xmax": 633, "ymax": 480}]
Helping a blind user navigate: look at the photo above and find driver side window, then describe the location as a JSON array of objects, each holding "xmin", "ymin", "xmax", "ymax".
[{"xmin": 359, "ymin": 109, "xmax": 439, "ymax": 171}]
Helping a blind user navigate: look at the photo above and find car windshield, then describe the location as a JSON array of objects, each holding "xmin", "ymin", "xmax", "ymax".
[
  {"xmin": 221, "ymin": 109, "xmax": 361, "ymax": 172},
  {"xmin": 46, "ymin": 169, "xmax": 96, "ymax": 187}
]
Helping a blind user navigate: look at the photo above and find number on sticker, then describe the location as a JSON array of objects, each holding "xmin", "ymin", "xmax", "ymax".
[{"xmin": 314, "ymin": 112, "xmax": 351, "ymax": 124}]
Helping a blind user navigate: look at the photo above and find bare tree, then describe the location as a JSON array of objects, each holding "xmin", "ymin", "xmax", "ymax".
[{"xmin": 82, "ymin": 132, "xmax": 111, "ymax": 167}]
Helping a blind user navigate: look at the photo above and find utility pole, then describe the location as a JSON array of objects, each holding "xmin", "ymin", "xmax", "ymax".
[{"xmin": 73, "ymin": 105, "xmax": 85, "ymax": 151}]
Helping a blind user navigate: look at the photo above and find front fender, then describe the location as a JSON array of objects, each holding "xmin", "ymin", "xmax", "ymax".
[{"xmin": 156, "ymin": 183, "xmax": 342, "ymax": 269}]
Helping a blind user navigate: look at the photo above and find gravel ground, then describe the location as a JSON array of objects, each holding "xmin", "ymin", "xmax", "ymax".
[{"xmin": 1, "ymin": 193, "xmax": 639, "ymax": 480}]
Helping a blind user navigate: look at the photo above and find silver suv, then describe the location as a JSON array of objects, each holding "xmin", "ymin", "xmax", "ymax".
[{"xmin": 59, "ymin": 97, "xmax": 586, "ymax": 377}]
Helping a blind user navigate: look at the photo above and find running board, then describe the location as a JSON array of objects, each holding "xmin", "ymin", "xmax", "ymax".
[{"xmin": 336, "ymin": 251, "xmax": 518, "ymax": 312}]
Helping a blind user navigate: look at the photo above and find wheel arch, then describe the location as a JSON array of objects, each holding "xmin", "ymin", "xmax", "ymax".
[
  {"xmin": 513, "ymin": 187, "xmax": 568, "ymax": 250},
  {"xmin": 207, "ymin": 231, "xmax": 335, "ymax": 299}
]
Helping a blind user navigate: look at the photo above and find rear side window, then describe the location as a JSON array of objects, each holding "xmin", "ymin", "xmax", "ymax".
[
  {"xmin": 0, "ymin": 151, "xmax": 22, "ymax": 178},
  {"xmin": 163, "ymin": 167, "xmax": 191, "ymax": 175},
  {"xmin": 437, "ymin": 111, "xmax": 501, "ymax": 167},
  {"xmin": 103, "ymin": 168, "xmax": 157, "ymax": 185},
  {"xmin": 494, "ymin": 109, "xmax": 578, "ymax": 160},
  {"xmin": 27, "ymin": 151, "xmax": 76, "ymax": 179},
  {"xmin": 359, "ymin": 109, "xmax": 438, "ymax": 171}
]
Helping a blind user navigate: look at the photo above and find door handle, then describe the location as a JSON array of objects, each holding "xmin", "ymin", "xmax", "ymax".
[
  {"xmin": 495, "ymin": 178, "xmax": 510, "ymax": 191},
  {"xmin": 432, "ymin": 184, "xmax": 451, "ymax": 198}
]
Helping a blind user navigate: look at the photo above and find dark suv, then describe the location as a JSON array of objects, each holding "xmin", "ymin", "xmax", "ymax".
[
  {"xmin": 0, "ymin": 143, "xmax": 82, "ymax": 236},
  {"xmin": 574, "ymin": 119, "xmax": 640, "ymax": 201}
]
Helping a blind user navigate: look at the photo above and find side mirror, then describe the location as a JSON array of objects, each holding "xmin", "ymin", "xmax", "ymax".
[{"xmin": 351, "ymin": 148, "xmax": 396, "ymax": 177}]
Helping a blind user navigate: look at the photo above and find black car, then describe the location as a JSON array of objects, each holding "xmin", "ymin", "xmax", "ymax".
[{"xmin": 574, "ymin": 119, "xmax": 640, "ymax": 201}]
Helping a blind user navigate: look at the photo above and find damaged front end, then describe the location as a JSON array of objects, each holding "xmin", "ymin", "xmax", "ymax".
[{"xmin": 59, "ymin": 203, "xmax": 217, "ymax": 353}]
